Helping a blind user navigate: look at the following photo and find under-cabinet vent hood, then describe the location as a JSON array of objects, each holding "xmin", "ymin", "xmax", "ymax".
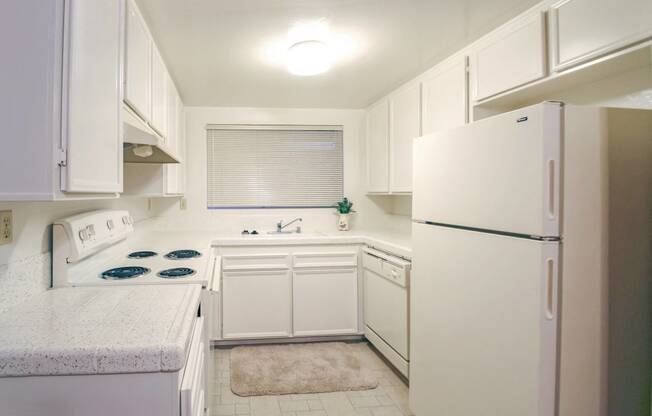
[{"xmin": 122, "ymin": 105, "xmax": 179, "ymax": 164}]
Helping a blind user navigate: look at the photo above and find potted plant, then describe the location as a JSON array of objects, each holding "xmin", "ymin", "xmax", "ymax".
[{"xmin": 335, "ymin": 197, "xmax": 355, "ymax": 231}]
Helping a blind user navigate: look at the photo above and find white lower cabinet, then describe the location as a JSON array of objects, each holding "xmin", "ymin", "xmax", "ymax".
[
  {"xmin": 0, "ymin": 313, "xmax": 206, "ymax": 416},
  {"xmin": 217, "ymin": 245, "xmax": 361, "ymax": 341},
  {"xmin": 293, "ymin": 268, "xmax": 359, "ymax": 337},
  {"xmin": 222, "ymin": 270, "xmax": 292, "ymax": 339}
]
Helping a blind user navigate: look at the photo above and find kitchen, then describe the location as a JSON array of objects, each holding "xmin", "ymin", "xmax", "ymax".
[{"xmin": 1, "ymin": 0, "xmax": 651, "ymax": 415}]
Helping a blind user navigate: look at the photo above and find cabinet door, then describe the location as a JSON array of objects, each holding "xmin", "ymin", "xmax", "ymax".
[
  {"xmin": 124, "ymin": 0, "xmax": 151, "ymax": 121},
  {"xmin": 366, "ymin": 99, "xmax": 390, "ymax": 193},
  {"xmin": 389, "ymin": 84, "xmax": 420, "ymax": 193},
  {"xmin": 165, "ymin": 80, "xmax": 181, "ymax": 195},
  {"xmin": 421, "ymin": 57, "xmax": 468, "ymax": 135},
  {"xmin": 222, "ymin": 270, "xmax": 292, "ymax": 339},
  {"xmin": 150, "ymin": 46, "xmax": 167, "ymax": 137},
  {"xmin": 293, "ymin": 268, "xmax": 358, "ymax": 336},
  {"xmin": 472, "ymin": 11, "xmax": 546, "ymax": 101},
  {"xmin": 176, "ymin": 103, "xmax": 187, "ymax": 194},
  {"xmin": 62, "ymin": 0, "xmax": 124, "ymax": 193},
  {"xmin": 550, "ymin": 0, "xmax": 652, "ymax": 71}
]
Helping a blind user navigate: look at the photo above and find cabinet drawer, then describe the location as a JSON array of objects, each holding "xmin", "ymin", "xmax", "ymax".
[
  {"xmin": 472, "ymin": 11, "xmax": 546, "ymax": 100},
  {"xmin": 550, "ymin": 0, "xmax": 652, "ymax": 71},
  {"xmin": 293, "ymin": 252, "xmax": 358, "ymax": 268},
  {"xmin": 222, "ymin": 253, "xmax": 290, "ymax": 271}
]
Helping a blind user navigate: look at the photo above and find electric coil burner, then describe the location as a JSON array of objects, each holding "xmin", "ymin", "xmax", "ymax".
[
  {"xmin": 157, "ymin": 267, "xmax": 196, "ymax": 279},
  {"xmin": 101, "ymin": 266, "xmax": 150, "ymax": 280},
  {"xmin": 127, "ymin": 251, "xmax": 158, "ymax": 259},
  {"xmin": 165, "ymin": 249, "xmax": 202, "ymax": 260}
]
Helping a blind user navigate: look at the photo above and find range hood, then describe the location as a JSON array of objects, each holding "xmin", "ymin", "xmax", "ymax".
[{"xmin": 122, "ymin": 105, "xmax": 179, "ymax": 164}]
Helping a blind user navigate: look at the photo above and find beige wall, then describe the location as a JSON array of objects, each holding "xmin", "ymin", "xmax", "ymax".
[
  {"xmin": 0, "ymin": 197, "xmax": 153, "ymax": 310},
  {"xmin": 153, "ymin": 106, "xmax": 411, "ymax": 235},
  {"xmin": 0, "ymin": 198, "xmax": 151, "ymax": 267}
]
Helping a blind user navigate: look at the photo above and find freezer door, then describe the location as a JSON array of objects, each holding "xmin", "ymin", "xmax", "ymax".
[
  {"xmin": 413, "ymin": 101, "xmax": 561, "ymax": 237},
  {"xmin": 409, "ymin": 222, "xmax": 559, "ymax": 416}
]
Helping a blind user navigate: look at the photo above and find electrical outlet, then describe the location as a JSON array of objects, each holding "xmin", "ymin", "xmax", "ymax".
[
  {"xmin": 0, "ymin": 210, "xmax": 12, "ymax": 245},
  {"xmin": 180, "ymin": 198, "xmax": 187, "ymax": 210}
]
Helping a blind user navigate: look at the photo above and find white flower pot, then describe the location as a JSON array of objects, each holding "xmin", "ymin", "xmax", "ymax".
[{"xmin": 337, "ymin": 213, "xmax": 353, "ymax": 231}]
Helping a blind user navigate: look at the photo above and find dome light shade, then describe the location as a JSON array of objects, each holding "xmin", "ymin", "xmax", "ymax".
[{"xmin": 287, "ymin": 40, "xmax": 331, "ymax": 76}]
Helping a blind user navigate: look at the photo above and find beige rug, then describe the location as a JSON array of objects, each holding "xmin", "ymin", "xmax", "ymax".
[{"xmin": 230, "ymin": 342, "xmax": 378, "ymax": 396}]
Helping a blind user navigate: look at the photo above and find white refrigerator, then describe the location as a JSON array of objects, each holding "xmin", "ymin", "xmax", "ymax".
[{"xmin": 409, "ymin": 102, "xmax": 652, "ymax": 416}]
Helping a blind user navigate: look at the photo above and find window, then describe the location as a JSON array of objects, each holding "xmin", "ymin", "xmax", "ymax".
[{"xmin": 206, "ymin": 126, "xmax": 343, "ymax": 208}]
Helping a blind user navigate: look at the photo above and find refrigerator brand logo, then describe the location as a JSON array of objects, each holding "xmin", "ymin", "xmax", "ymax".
[{"xmin": 517, "ymin": 116, "xmax": 528, "ymax": 123}]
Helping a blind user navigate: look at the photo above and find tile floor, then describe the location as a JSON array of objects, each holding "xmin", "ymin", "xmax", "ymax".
[{"xmin": 208, "ymin": 342, "xmax": 414, "ymax": 416}]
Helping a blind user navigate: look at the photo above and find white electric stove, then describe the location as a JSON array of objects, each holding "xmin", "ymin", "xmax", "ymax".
[{"xmin": 52, "ymin": 210, "xmax": 213, "ymax": 288}]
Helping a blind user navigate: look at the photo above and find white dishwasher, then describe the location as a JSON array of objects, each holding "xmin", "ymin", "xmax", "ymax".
[{"xmin": 362, "ymin": 247, "xmax": 411, "ymax": 377}]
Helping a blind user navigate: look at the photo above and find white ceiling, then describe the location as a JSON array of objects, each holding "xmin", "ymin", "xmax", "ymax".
[{"xmin": 137, "ymin": 0, "xmax": 541, "ymax": 108}]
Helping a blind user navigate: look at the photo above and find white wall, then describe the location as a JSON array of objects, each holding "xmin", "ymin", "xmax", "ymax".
[{"xmin": 153, "ymin": 106, "xmax": 411, "ymax": 235}]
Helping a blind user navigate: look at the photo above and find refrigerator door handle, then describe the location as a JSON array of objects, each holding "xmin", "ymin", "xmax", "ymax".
[
  {"xmin": 545, "ymin": 257, "xmax": 557, "ymax": 320},
  {"xmin": 546, "ymin": 159, "xmax": 556, "ymax": 220}
]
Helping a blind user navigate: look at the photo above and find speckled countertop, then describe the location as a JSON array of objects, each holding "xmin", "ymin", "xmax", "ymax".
[
  {"xmin": 212, "ymin": 229, "xmax": 412, "ymax": 259},
  {"xmin": 0, "ymin": 284, "xmax": 201, "ymax": 377}
]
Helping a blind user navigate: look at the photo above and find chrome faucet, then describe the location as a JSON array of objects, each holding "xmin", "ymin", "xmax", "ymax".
[{"xmin": 276, "ymin": 217, "xmax": 302, "ymax": 233}]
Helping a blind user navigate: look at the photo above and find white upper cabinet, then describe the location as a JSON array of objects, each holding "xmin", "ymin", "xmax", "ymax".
[
  {"xmin": 165, "ymin": 79, "xmax": 182, "ymax": 195},
  {"xmin": 123, "ymin": 77, "xmax": 185, "ymax": 197},
  {"xmin": 389, "ymin": 84, "xmax": 420, "ymax": 193},
  {"xmin": 421, "ymin": 57, "xmax": 468, "ymax": 135},
  {"xmin": 122, "ymin": 0, "xmax": 186, "ymax": 198},
  {"xmin": 62, "ymin": 0, "xmax": 124, "ymax": 193},
  {"xmin": 176, "ymin": 105, "xmax": 187, "ymax": 194},
  {"xmin": 124, "ymin": 0, "xmax": 151, "ymax": 122},
  {"xmin": 550, "ymin": 0, "xmax": 652, "ymax": 71},
  {"xmin": 1, "ymin": 0, "xmax": 124, "ymax": 200},
  {"xmin": 471, "ymin": 11, "xmax": 547, "ymax": 101},
  {"xmin": 150, "ymin": 46, "xmax": 168, "ymax": 138},
  {"xmin": 366, "ymin": 99, "xmax": 390, "ymax": 193}
]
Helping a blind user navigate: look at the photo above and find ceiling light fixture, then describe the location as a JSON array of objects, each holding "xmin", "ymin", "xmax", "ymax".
[{"xmin": 287, "ymin": 40, "xmax": 332, "ymax": 76}]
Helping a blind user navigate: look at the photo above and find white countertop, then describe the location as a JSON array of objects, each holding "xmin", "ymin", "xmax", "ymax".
[
  {"xmin": 211, "ymin": 229, "xmax": 412, "ymax": 259},
  {"xmin": 0, "ymin": 284, "xmax": 201, "ymax": 377}
]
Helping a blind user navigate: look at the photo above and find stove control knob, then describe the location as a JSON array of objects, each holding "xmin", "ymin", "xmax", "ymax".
[
  {"xmin": 122, "ymin": 216, "xmax": 129, "ymax": 225},
  {"xmin": 107, "ymin": 219, "xmax": 114, "ymax": 230},
  {"xmin": 86, "ymin": 224, "xmax": 95, "ymax": 236},
  {"xmin": 128, "ymin": 216, "xmax": 134, "ymax": 225},
  {"xmin": 78, "ymin": 229, "xmax": 89, "ymax": 241}
]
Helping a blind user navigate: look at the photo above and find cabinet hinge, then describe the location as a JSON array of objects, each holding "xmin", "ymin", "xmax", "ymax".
[{"xmin": 57, "ymin": 149, "xmax": 67, "ymax": 167}]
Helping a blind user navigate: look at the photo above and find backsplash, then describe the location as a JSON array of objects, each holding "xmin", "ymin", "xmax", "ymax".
[
  {"xmin": 0, "ymin": 252, "xmax": 50, "ymax": 312},
  {"xmin": 0, "ymin": 197, "xmax": 155, "ymax": 309}
]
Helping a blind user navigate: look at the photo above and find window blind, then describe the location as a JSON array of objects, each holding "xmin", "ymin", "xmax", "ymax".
[{"xmin": 206, "ymin": 127, "xmax": 343, "ymax": 208}]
